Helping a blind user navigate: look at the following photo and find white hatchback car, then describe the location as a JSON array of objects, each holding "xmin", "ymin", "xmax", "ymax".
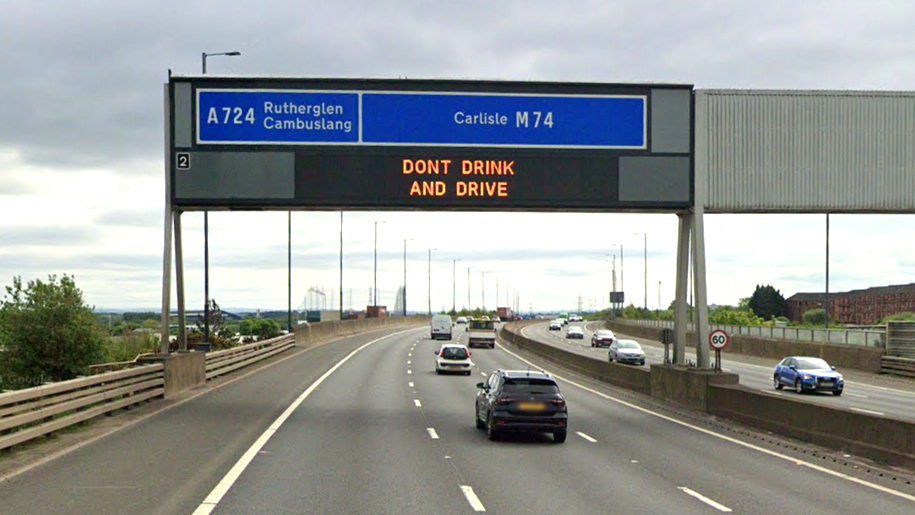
[{"xmin": 435, "ymin": 344, "xmax": 473, "ymax": 375}]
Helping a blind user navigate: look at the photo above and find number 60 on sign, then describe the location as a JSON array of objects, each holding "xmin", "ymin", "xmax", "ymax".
[{"xmin": 709, "ymin": 329, "xmax": 730, "ymax": 350}]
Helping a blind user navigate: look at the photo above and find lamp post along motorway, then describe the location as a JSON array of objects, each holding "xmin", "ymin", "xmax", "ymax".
[
  {"xmin": 612, "ymin": 243, "xmax": 624, "ymax": 307},
  {"xmin": 634, "ymin": 233, "xmax": 647, "ymax": 310},
  {"xmin": 467, "ymin": 266, "xmax": 472, "ymax": 310},
  {"xmin": 481, "ymin": 271, "xmax": 488, "ymax": 312},
  {"xmin": 427, "ymin": 248, "xmax": 437, "ymax": 315},
  {"xmin": 373, "ymin": 221, "xmax": 386, "ymax": 310},
  {"xmin": 452, "ymin": 258, "xmax": 461, "ymax": 314},
  {"xmin": 403, "ymin": 238, "xmax": 413, "ymax": 316},
  {"xmin": 200, "ymin": 50, "xmax": 240, "ymax": 346}
]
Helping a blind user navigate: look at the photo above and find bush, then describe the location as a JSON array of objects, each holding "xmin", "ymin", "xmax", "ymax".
[
  {"xmin": 881, "ymin": 312, "xmax": 915, "ymax": 323},
  {"xmin": 0, "ymin": 275, "xmax": 107, "ymax": 389},
  {"xmin": 802, "ymin": 308, "xmax": 829, "ymax": 326},
  {"xmin": 103, "ymin": 331, "xmax": 160, "ymax": 362}
]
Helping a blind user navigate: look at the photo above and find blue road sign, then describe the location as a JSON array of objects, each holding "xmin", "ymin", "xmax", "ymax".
[
  {"xmin": 197, "ymin": 90, "xmax": 360, "ymax": 144},
  {"xmin": 196, "ymin": 89, "xmax": 645, "ymax": 148},
  {"xmin": 362, "ymin": 93, "xmax": 645, "ymax": 148}
]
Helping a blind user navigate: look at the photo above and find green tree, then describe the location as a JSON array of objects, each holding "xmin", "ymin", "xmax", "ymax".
[
  {"xmin": 0, "ymin": 275, "xmax": 106, "ymax": 389},
  {"xmin": 748, "ymin": 285, "xmax": 786, "ymax": 320},
  {"xmin": 240, "ymin": 318, "xmax": 282, "ymax": 341},
  {"xmin": 803, "ymin": 308, "xmax": 829, "ymax": 326}
]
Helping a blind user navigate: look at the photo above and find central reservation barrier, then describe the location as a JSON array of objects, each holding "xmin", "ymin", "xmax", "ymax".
[{"xmin": 500, "ymin": 321, "xmax": 915, "ymax": 470}]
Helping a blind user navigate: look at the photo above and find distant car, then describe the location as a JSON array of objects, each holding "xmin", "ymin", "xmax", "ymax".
[
  {"xmin": 491, "ymin": 316, "xmax": 501, "ymax": 323},
  {"xmin": 608, "ymin": 339, "xmax": 645, "ymax": 365},
  {"xmin": 569, "ymin": 314, "xmax": 583, "ymax": 322},
  {"xmin": 566, "ymin": 326, "xmax": 584, "ymax": 339},
  {"xmin": 435, "ymin": 344, "xmax": 473, "ymax": 375},
  {"xmin": 456, "ymin": 316, "xmax": 468, "ymax": 324},
  {"xmin": 549, "ymin": 319, "xmax": 563, "ymax": 331},
  {"xmin": 591, "ymin": 329, "xmax": 616, "ymax": 348},
  {"xmin": 774, "ymin": 356, "xmax": 844, "ymax": 395},
  {"xmin": 475, "ymin": 369, "xmax": 568, "ymax": 443}
]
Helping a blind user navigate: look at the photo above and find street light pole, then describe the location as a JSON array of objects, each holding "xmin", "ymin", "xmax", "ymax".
[
  {"xmin": 403, "ymin": 238, "xmax": 412, "ymax": 317},
  {"xmin": 427, "ymin": 248, "xmax": 437, "ymax": 315},
  {"xmin": 373, "ymin": 221, "xmax": 385, "ymax": 310},
  {"xmin": 481, "ymin": 271, "xmax": 487, "ymax": 312},
  {"xmin": 612, "ymin": 243, "xmax": 624, "ymax": 294},
  {"xmin": 339, "ymin": 212, "xmax": 343, "ymax": 318},
  {"xmin": 452, "ymin": 258, "xmax": 461, "ymax": 314},
  {"xmin": 467, "ymin": 266, "xmax": 472, "ymax": 310},
  {"xmin": 634, "ymin": 233, "xmax": 647, "ymax": 310},
  {"xmin": 200, "ymin": 50, "xmax": 241, "ymax": 346}
]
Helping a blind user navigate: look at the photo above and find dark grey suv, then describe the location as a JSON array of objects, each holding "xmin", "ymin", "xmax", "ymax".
[{"xmin": 475, "ymin": 370, "xmax": 568, "ymax": 443}]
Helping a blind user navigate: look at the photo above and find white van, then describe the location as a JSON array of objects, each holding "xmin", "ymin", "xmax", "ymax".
[{"xmin": 431, "ymin": 314, "xmax": 453, "ymax": 340}]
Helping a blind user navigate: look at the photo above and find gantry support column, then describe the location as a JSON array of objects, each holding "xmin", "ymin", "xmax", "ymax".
[{"xmin": 673, "ymin": 213, "xmax": 692, "ymax": 365}]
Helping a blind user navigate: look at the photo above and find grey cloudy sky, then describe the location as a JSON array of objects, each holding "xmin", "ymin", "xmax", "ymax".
[{"xmin": 2, "ymin": 1, "xmax": 914, "ymax": 312}]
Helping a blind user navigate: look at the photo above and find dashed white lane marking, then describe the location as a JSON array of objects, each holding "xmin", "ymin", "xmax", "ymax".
[
  {"xmin": 408, "ymin": 382, "xmax": 414, "ymax": 388},
  {"xmin": 576, "ymin": 432, "xmax": 597, "ymax": 443},
  {"xmin": 460, "ymin": 485, "xmax": 486, "ymax": 512},
  {"xmin": 678, "ymin": 487, "xmax": 732, "ymax": 512},
  {"xmin": 407, "ymin": 360, "xmax": 412, "ymax": 365},
  {"xmin": 480, "ymin": 372, "xmax": 488, "ymax": 377},
  {"xmin": 407, "ymin": 370, "xmax": 412, "ymax": 375},
  {"xmin": 408, "ymin": 353, "xmax": 412, "ymax": 357},
  {"xmin": 426, "ymin": 428, "xmax": 439, "ymax": 440},
  {"xmin": 496, "ymin": 342, "xmax": 915, "ymax": 504},
  {"xmin": 850, "ymin": 407, "xmax": 884, "ymax": 416},
  {"xmin": 414, "ymin": 399, "xmax": 422, "ymax": 407},
  {"xmin": 189, "ymin": 329, "xmax": 416, "ymax": 515}
]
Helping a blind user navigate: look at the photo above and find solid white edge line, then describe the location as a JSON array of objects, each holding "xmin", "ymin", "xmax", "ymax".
[
  {"xmin": 576, "ymin": 431, "xmax": 597, "ymax": 443},
  {"xmin": 850, "ymin": 407, "xmax": 885, "ymax": 416},
  {"xmin": 846, "ymin": 392, "xmax": 869, "ymax": 398},
  {"xmin": 426, "ymin": 428, "xmax": 439, "ymax": 440},
  {"xmin": 460, "ymin": 485, "xmax": 486, "ymax": 512},
  {"xmin": 678, "ymin": 487, "xmax": 732, "ymax": 512},
  {"xmin": 190, "ymin": 328, "xmax": 415, "ymax": 515},
  {"xmin": 496, "ymin": 343, "xmax": 915, "ymax": 503},
  {"xmin": 414, "ymin": 399, "xmax": 422, "ymax": 407}
]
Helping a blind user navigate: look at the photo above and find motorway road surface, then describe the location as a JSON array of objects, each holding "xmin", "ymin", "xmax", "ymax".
[
  {"xmin": 526, "ymin": 321, "xmax": 915, "ymax": 423},
  {"xmin": 2, "ymin": 324, "xmax": 915, "ymax": 514}
]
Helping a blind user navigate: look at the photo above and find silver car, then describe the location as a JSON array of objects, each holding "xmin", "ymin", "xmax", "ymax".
[
  {"xmin": 566, "ymin": 326, "xmax": 584, "ymax": 339},
  {"xmin": 608, "ymin": 340, "xmax": 646, "ymax": 365}
]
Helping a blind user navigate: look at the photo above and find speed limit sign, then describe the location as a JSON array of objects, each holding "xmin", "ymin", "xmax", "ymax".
[{"xmin": 709, "ymin": 329, "xmax": 730, "ymax": 350}]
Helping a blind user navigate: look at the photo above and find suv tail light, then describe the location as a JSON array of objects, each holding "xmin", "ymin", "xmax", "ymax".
[
  {"xmin": 495, "ymin": 397, "xmax": 513, "ymax": 405},
  {"xmin": 549, "ymin": 399, "xmax": 566, "ymax": 408}
]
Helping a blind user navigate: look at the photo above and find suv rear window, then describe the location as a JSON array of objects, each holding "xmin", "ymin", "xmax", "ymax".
[{"xmin": 502, "ymin": 380, "xmax": 559, "ymax": 394}]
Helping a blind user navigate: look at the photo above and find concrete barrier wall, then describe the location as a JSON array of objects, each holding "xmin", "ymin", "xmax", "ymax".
[
  {"xmin": 605, "ymin": 320, "xmax": 884, "ymax": 373},
  {"xmin": 710, "ymin": 384, "xmax": 915, "ymax": 470},
  {"xmin": 503, "ymin": 321, "xmax": 915, "ymax": 470},
  {"xmin": 294, "ymin": 316, "xmax": 431, "ymax": 348}
]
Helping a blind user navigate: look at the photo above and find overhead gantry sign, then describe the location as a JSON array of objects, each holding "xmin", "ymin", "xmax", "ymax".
[
  {"xmin": 162, "ymin": 77, "xmax": 705, "ymax": 365},
  {"xmin": 167, "ymin": 77, "xmax": 693, "ymax": 212}
]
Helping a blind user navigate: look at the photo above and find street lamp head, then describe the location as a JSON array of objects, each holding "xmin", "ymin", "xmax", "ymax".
[{"xmin": 225, "ymin": 51, "xmax": 241, "ymax": 56}]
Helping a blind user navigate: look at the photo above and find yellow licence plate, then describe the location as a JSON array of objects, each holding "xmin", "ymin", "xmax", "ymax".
[{"xmin": 517, "ymin": 402, "xmax": 546, "ymax": 411}]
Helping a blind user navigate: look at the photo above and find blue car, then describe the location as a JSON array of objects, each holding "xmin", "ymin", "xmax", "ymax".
[{"xmin": 774, "ymin": 356, "xmax": 844, "ymax": 396}]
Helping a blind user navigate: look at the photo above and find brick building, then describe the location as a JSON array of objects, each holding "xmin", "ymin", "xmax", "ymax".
[{"xmin": 786, "ymin": 283, "xmax": 915, "ymax": 325}]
